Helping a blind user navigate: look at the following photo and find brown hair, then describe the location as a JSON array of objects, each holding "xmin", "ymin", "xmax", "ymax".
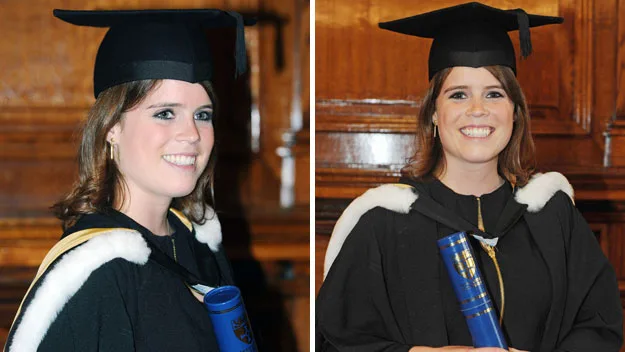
[
  {"xmin": 52, "ymin": 80, "xmax": 218, "ymax": 229},
  {"xmin": 402, "ymin": 65, "xmax": 535, "ymax": 187}
]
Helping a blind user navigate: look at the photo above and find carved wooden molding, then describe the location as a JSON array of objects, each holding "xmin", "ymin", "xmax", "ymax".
[
  {"xmin": 0, "ymin": 214, "xmax": 310, "ymax": 267},
  {"xmin": 570, "ymin": 0, "xmax": 594, "ymax": 133},
  {"xmin": 0, "ymin": 107, "xmax": 84, "ymax": 159},
  {"xmin": 615, "ymin": 0, "xmax": 625, "ymax": 120},
  {"xmin": 0, "ymin": 239, "xmax": 309, "ymax": 267},
  {"xmin": 316, "ymin": 99, "xmax": 587, "ymax": 135},
  {"xmin": 316, "ymin": 166, "xmax": 625, "ymax": 201}
]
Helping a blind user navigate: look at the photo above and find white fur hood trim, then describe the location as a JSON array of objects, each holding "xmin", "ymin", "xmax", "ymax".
[
  {"xmin": 323, "ymin": 173, "xmax": 575, "ymax": 279},
  {"xmin": 323, "ymin": 184, "xmax": 418, "ymax": 278},
  {"xmin": 515, "ymin": 172, "xmax": 574, "ymax": 212},
  {"xmin": 193, "ymin": 206, "xmax": 222, "ymax": 252},
  {"xmin": 9, "ymin": 230, "xmax": 150, "ymax": 352}
]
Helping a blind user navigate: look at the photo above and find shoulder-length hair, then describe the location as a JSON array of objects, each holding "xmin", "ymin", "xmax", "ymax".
[
  {"xmin": 401, "ymin": 65, "xmax": 536, "ymax": 187},
  {"xmin": 52, "ymin": 80, "xmax": 218, "ymax": 229}
]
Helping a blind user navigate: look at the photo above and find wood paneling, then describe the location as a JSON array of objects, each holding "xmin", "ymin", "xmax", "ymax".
[
  {"xmin": 0, "ymin": 0, "xmax": 309, "ymax": 350},
  {"xmin": 605, "ymin": 0, "xmax": 625, "ymax": 167},
  {"xmin": 316, "ymin": 0, "xmax": 607, "ymax": 176},
  {"xmin": 316, "ymin": 0, "xmax": 625, "ymax": 350}
]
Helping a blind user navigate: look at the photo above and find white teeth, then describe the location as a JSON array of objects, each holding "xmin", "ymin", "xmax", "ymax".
[
  {"xmin": 163, "ymin": 154, "xmax": 196, "ymax": 166},
  {"xmin": 460, "ymin": 127, "xmax": 492, "ymax": 138}
]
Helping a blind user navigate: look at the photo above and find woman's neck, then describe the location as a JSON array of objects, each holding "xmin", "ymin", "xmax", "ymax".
[
  {"xmin": 436, "ymin": 161, "xmax": 503, "ymax": 197},
  {"xmin": 114, "ymin": 189, "xmax": 172, "ymax": 237}
]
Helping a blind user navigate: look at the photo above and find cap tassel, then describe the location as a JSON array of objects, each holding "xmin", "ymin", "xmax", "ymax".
[
  {"xmin": 227, "ymin": 11, "xmax": 248, "ymax": 77},
  {"xmin": 514, "ymin": 9, "xmax": 532, "ymax": 58}
]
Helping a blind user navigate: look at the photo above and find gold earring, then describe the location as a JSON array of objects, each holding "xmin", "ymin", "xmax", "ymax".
[
  {"xmin": 433, "ymin": 121, "xmax": 438, "ymax": 138},
  {"xmin": 109, "ymin": 139, "xmax": 115, "ymax": 160}
]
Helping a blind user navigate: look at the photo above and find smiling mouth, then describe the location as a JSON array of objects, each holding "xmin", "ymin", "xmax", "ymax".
[
  {"xmin": 162, "ymin": 154, "xmax": 196, "ymax": 166},
  {"xmin": 460, "ymin": 127, "xmax": 494, "ymax": 138}
]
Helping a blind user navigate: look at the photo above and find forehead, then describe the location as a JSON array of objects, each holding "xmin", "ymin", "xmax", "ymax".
[
  {"xmin": 142, "ymin": 79, "xmax": 212, "ymax": 105},
  {"xmin": 442, "ymin": 67, "xmax": 502, "ymax": 87}
]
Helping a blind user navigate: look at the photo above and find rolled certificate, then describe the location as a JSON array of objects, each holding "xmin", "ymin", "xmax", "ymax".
[
  {"xmin": 437, "ymin": 232, "xmax": 507, "ymax": 348},
  {"xmin": 203, "ymin": 285, "xmax": 258, "ymax": 352}
]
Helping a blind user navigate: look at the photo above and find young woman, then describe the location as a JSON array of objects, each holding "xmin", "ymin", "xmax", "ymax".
[
  {"xmin": 5, "ymin": 9, "xmax": 253, "ymax": 352},
  {"xmin": 317, "ymin": 3, "xmax": 622, "ymax": 352}
]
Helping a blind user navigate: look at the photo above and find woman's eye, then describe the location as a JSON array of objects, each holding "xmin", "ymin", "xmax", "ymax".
[
  {"xmin": 153, "ymin": 109, "xmax": 174, "ymax": 120},
  {"xmin": 449, "ymin": 92, "xmax": 467, "ymax": 100},
  {"xmin": 486, "ymin": 91, "xmax": 505, "ymax": 98},
  {"xmin": 195, "ymin": 110, "xmax": 213, "ymax": 121}
]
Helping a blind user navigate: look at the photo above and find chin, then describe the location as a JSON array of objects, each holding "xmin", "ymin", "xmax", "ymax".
[
  {"xmin": 165, "ymin": 184, "xmax": 199, "ymax": 198},
  {"xmin": 459, "ymin": 152, "xmax": 499, "ymax": 164}
]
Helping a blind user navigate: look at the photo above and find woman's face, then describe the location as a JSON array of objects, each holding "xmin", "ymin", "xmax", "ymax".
[
  {"xmin": 434, "ymin": 66, "xmax": 514, "ymax": 172},
  {"xmin": 108, "ymin": 79, "xmax": 214, "ymax": 204}
]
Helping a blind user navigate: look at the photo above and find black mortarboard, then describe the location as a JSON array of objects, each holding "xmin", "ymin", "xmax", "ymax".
[
  {"xmin": 53, "ymin": 9, "xmax": 256, "ymax": 97},
  {"xmin": 378, "ymin": 2, "xmax": 563, "ymax": 80}
]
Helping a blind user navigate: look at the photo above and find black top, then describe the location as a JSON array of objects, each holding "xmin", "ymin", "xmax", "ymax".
[
  {"xmin": 53, "ymin": 9, "xmax": 256, "ymax": 97},
  {"xmin": 73, "ymin": 208, "xmax": 226, "ymax": 287},
  {"xmin": 378, "ymin": 2, "xmax": 563, "ymax": 79},
  {"xmin": 426, "ymin": 179, "xmax": 551, "ymax": 349},
  {"xmin": 5, "ymin": 209, "xmax": 234, "ymax": 352},
  {"xmin": 316, "ymin": 178, "xmax": 623, "ymax": 351}
]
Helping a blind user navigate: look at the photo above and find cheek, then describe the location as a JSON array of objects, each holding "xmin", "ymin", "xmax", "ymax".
[
  {"xmin": 501, "ymin": 109, "xmax": 515, "ymax": 135},
  {"xmin": 496, "ymin": 111, "xmax": 515, "ymax": 147},
  {"xmin": 120, "ymin": 124, "xmax": 167, "ymax": 160},
  {"xmin": 199, "ymin": 126, "xmax": 215, "ymax": 151},
  {"xmin": 135, "ymin": 129, "xmax": 164, "ymax": 148},
  {"xmin": 437, "ymin": 104, "xmax": 464, "ymax": 125},
  {"xmin": 438, "ymin": 114, "xmax": 461, "ymax": 138}
]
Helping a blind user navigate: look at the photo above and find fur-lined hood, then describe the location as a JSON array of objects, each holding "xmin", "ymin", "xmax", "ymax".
[
  {"xmin": 323, "ymin": 172, "xmax": 574, "ymax": 278},
  {"xmin": 7, "ymin": 208, "xmax": 223, "ymax": 352}
]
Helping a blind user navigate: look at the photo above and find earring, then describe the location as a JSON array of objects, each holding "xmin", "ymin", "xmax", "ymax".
[
  {"xmin": 433, "ymin": 124, "xmax": 438, "ymax": 138},
  {"xmin": 109, "ymin": 139, "xmax": 115, "ymax": 160}
]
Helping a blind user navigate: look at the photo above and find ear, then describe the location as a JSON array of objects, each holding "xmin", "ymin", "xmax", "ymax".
[
  {"xmin": 107, "ymin": 123, "xmax": 121, "ymax": 143},
  {"xmin": 432, "ymin": 112, "xmax": 438, "ymax": 124}
]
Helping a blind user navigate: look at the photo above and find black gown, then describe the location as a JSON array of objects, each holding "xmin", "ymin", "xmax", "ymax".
[
  {"xmin": 316, "ymin": 174, "xmax": 623, "ymax": 352},
  {"xmin": 426, "ymin": 179, "xmax": 551, "ymax": 349},
  {"xmin": 5, "ymin": 208, "xmax": 233, "ymax": 352}
]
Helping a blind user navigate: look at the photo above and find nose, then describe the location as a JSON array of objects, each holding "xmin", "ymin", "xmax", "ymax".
[
  {"xmin": 176, "ymin": 115, "xmax": 200, "ymax": 143},
  {"xmin": 466, "ymin": 97, "xmax": 489, "ymax": 117}
]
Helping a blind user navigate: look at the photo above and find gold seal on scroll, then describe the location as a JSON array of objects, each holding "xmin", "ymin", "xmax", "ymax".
[{"xmin": 452, "ymin": 249, "xmax": 477, "ymax": 279}]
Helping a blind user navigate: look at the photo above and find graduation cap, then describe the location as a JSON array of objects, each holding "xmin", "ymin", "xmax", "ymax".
[
  {"xmin": 53, "ymin": 9, "xmax": 256, "ymax": 97},
  {"xmin": 378, "ymin": 2, "xmax": 563, "ymax": 80}
]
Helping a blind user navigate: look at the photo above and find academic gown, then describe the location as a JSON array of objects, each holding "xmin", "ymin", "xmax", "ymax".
[
  {"xmin": 423, "ymin": 178, "xmax": 551, "ymax": 349},
  {"xmin": 316, "ymin": 173, "xmax": 623, "ymax": 352},
  {"xmin": 5, "ymin": 208, "xmax": 233, "ymax": 352}
]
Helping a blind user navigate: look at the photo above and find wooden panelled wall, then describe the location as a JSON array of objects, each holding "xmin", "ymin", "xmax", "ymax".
[
  {"xmin": 0, "ymin": 0, "xmax": 310, "ymax": 351},
  {"xmin": 316, "ymin": 0, "xmax": 625, "ymax": 350}
]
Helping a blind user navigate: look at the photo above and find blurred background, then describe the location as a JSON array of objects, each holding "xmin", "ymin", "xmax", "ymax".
[
  {"xmin": 0, "ymin": 0, "xmax": 310, "ymax": 351},
  {"xmin": 315, "ymin": 1, "xmax": 625, "ymax": 349}
]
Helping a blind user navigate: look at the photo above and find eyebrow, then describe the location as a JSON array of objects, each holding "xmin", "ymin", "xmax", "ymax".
[
  {"xmin": 443, "ymin": 85, "xmax": 468, "ymax": 94},
  {"xmin": 442, "ymin": 85, "xmax": 503, "ymax": 94},
  {"xmin": 196, "ymin": 104, "xmax": 213, "ymax": 110},
  {"xmin": 146, "ymin": 102, "xmax": 213, "ymax": 109},
  {"xmin": 147, "ymin": 103, "xmax": 181, "ymax": 109}
]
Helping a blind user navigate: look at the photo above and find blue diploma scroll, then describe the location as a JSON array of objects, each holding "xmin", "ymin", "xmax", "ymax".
[
  {"xmin": 203, "ymin": 285, "xmax": 258, "ymax": 352},
  {"xmin": 437, "ymin": 232, "xmax": 507, "ymax": 349}
]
